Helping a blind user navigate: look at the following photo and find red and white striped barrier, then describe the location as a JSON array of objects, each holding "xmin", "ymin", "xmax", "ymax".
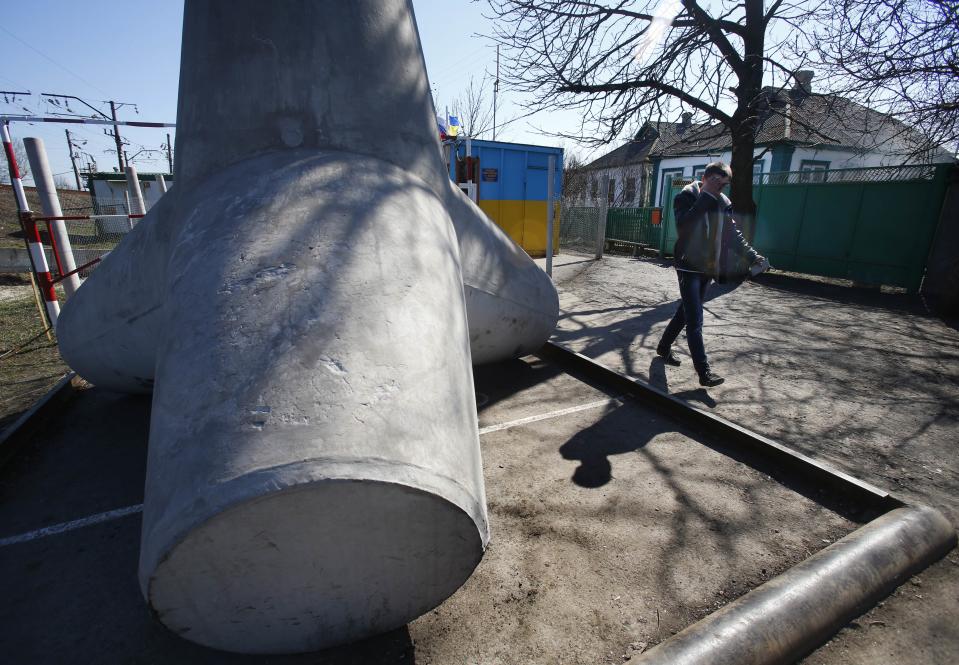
[
  {"xmin": 22, "ymin": 213, "xmax": 61, "ymax": 326},
  {"xmin": 2, "ymin": 121, "xmax": 59, "ymax": 327},
  {"xmin": 0, "ymin": 114, "xmax": 175, "ymax": 128}
]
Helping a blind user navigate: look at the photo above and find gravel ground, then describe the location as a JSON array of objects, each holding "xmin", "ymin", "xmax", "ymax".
[{"xmin": 548, "ymin": 251, "xmax": 959, "ymax": 664}]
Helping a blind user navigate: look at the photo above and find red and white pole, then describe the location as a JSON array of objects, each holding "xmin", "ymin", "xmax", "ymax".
[
  {"xmin": 23, "ymin": 213, "xmax": 60, "ymax": 326},
  {"xmin": 2, "ymin": 121, "xmax": 59, "ymax": 327}
]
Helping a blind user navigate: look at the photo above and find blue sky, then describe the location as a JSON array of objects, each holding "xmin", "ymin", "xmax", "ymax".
[{"xmin": 0, "ymin": 0, "xmax": 595, "ymax": 188}]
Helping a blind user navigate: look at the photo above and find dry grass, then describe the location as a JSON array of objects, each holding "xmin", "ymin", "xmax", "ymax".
[
  {"xmin": 0, "ymin": 184, "xmax": 95, "ymax": 249},
  {"xmin": 0, "ymin": 274, "xmax": 68, "ymax": 435}
]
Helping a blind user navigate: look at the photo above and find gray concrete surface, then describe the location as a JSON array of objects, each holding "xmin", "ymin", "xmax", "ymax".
[{"xmin": 54, "ymin": 0, "xmax": 558, "ymax": 652}]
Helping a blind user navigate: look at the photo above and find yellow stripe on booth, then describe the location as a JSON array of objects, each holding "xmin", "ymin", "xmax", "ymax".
[{"xmin": 478, "ymin": 200, "xmax": 561, "ymax": 258}]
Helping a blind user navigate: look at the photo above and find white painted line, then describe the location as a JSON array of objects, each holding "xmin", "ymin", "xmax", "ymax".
[
  {"xmin": 0, "ymin": 503, "xmax": 143, "ymax": 548},
  {"xmin": 0, "ymin": 398, "xmax": 622, "ymax": 548},
  {"xmin": 479, "ymin": 397, "xmax": 622, "ymax": 435}
]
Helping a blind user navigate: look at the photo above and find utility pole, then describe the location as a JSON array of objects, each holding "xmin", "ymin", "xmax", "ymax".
[
  {"xmin": 494, "ymin": 45, "xmax": 499, "ymax": 141},
  {"xmin": 65, "ymin": 129, "xmax": 82, "ymax": 190},
  {"xmin": 165, "ymin": 132, "xmax": 173, "ymax": 173},
  {"xmin": 39, "ymin": 92, "xmax": 134, "ymax": 173},
  {"xmin": 110, "ymin": 100, "xmax": 125, "ymax": 172}
]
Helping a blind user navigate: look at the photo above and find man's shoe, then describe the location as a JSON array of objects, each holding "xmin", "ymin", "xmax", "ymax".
[
  {"xmin": 699, "ymin": 371, "xmax": 725, "ymax": 387},
  {"xmin": 656, "ymin": 346, "xmax": 681, "ymax": 366}
]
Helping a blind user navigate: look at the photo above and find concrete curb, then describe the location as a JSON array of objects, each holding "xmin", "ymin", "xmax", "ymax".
[
  {"xmin": 537, "ymin": 341, "xmax": 957, "ymax": 665},
  {"xmin": 0, "ymin": 372, "xmax": 79, "ymax": 468},
  {"xmin": 635, "ymin": 505, "xmax": 957, "ymax": 665}
]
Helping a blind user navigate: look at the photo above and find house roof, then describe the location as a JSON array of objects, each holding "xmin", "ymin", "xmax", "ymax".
[
  {"xmin": 585, "ymin": 87, "xmax": 950, "ymax": 168},
  {"xmin": 582, "ymin": 133, "xmax": 658, "ymax": 170}
]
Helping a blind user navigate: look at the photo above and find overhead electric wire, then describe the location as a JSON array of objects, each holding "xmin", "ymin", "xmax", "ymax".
[{"xmin": 0, "ymin": 25, "xmax": 111, "ymax": 97}]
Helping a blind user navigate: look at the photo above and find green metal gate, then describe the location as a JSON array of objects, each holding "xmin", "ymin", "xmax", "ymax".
[
  {"xmin": 605, "ymin": 207, "xmax": 660, "ymax": 246},
  {"xmin": 659, "ymin": 164, "xmax": 951, "ymax": 292}
]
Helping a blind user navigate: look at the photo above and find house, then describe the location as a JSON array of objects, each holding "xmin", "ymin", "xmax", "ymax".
[
  {"xmin": 86, "ymin": 171, "xmax": 173, "ymax": 213},
  {"xmin": 580, "ymin": 71, "xmax": 955, "ymax": 209}
]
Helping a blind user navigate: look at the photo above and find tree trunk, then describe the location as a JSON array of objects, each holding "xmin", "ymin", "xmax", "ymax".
[
  {"xmin": 729, "ymin": 0, "xmax": 766, "ymax": 242},
  {"xmin": 729, "ymin": 123, "xmax": 758, "ymax": 240}
]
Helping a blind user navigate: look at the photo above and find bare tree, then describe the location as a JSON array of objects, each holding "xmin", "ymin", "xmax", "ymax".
[
  {"xmin": 1, "ymin": 138, "xmax": 31, "ymax": 184},
  {"xmin": 810, "ymin": 0, "xmax": 959, "ymax": 159},
  {"xmin": 486, "ymin": 0, "xmax": 826, "ymax": 222},
  {"xmin": 562, "ymin": 152, "xmax": 590, "ymax": 202},
  {"xmin": 452, "ymin": 76, "xmax": 495, "ymax": 138}
]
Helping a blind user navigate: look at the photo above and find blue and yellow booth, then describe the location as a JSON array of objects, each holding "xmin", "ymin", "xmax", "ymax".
[{"xmin": 448, "ymin": 139, "xmax": 563, "ymax": 258}]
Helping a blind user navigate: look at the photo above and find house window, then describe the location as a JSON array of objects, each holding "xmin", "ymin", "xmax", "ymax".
[
  {"xmin": 692, "ymin": 165, "xmax": 707, "ymax": 180},
  {"xmin": 591, "ymin": 178, "xmax": 599, "ymax": 200},
  {"xmin": 659, "ymin": 168, "xmax": 684, "ymax": 206},
  {"xmin": 800, "ymin": 160, "xmax": 829, "ymax": 183},
  {"xmin": 624, "ymin": 177, "xmax": 636, "ymax": 204},
  {"xmin": 608, "ymin": 178, "xmax": 616, "ymax": 205}
]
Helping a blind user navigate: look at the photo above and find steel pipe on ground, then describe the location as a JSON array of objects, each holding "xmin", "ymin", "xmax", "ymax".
[{"xmin": 635, "ymin": 505, "xmax": 956, "ymax": 665}]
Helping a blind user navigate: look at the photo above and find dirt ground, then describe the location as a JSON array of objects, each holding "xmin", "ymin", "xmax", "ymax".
[
  {"xmin": 548, "ymin": 251, "xmax": 959, "ymax": 664},
  {"xmin": 0, "ymin": 253, "xmax": 956, "ymax": 664},
  {"xmin": 0, "ymin": 364, "xmax": 862, "ymax": 665}
]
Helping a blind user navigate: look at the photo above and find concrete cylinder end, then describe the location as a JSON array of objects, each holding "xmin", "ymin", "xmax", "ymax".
[{"xmin": 144, "ymin": 479, "xmax": 484, "ymax": 654}]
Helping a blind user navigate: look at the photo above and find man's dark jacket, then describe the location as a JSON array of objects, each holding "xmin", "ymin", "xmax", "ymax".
[{"xmin": 672, "ymin": 181, "xmax": 758, "ymax": 281}]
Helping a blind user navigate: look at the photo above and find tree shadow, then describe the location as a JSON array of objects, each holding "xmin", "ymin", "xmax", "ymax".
[
  {"xmin": 554, "ymin": 256, "xmax": 959, "ymax": 522},
  {"xmin": 473, "ymin": 357, "xmax": 565, "ymax": 416}
]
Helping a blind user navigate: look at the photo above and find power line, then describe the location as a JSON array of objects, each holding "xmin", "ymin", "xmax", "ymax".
[{"xmin": 0, "ymin": 25, "xmax": 111, "ymax": 97}]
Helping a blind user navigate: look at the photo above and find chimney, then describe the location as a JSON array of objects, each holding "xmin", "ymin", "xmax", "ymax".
[
  {"xmin": 792, "ymin": 70, "xmax": 814, "ymax": 100},
  {"xmin": 680, "ymin": 112, "xmax": 693, "ymax": 131}
]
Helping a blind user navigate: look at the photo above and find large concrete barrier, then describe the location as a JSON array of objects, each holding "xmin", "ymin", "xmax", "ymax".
[{"xmin": 55, "ymin": 0, "xmax": 557, "ymax": 654}]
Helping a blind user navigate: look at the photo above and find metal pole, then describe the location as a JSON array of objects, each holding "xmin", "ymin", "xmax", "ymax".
[
  {"xmin": 493, "ymin": 45, "xmax": 499, "ymax": 141},
  {"xmin": 65, "ymin": 130, "xmax": 81, "ymax": 191},
  {"xmin": 156, "ymin": 173, "xmax": 168, "ymax": 193},
  {"xmin": 2, "ymin": 121, "xmax": 57, "ymax": 329},
  {"xmin": 166, "ymin": 132, "xmax": 173, "ymax": 173},
  {"xmin": 546, "ymin": 154, "xmax": 555, "ymax": 276},
  {"xmin": 635, "ymin": 506, "xmax": 955, "ymax": 665},
  {"xmin": 24, "ymin": 137, "xmax": 82, "ymax": 297},
  {"xmin": 110, "ymin": 100, "xmax": 125, "ymax": 172},
  {"xmin": 594, "ymin": 175, "xmax": 610, "ymax": 259},
  {"xmin": 123, "ymin": 190, "xmax": 133, "ymax": 229}
]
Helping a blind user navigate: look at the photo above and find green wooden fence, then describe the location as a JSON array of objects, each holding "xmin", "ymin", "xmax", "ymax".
[
  {"xmin": 658, "ymin": 164, "xmax": 951, "ymax": 292},
  {"xmin": 605, "ymin": 207, "xmax": 661, "ymax": 247}
]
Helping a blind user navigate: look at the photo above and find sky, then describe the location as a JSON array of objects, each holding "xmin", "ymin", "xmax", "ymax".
[{"xmin": 0, "ymin": 0, "xmax": 600, "ymax": 189}]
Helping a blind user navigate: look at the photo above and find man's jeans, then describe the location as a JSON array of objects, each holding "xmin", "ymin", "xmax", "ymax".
[{"xmin": 658, "ymin": 270, "xmax": 712, "ymax": 375}]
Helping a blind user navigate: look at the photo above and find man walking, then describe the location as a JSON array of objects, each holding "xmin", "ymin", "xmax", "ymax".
[{"xmin": 655, "ymin": 162, "xmax": 768, "ymax": 387}]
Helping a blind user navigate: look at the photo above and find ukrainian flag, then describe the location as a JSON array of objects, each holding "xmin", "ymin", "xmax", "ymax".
[{"xmin": 447, "ymin": 115, "xmax": 461, "ymax": 138}]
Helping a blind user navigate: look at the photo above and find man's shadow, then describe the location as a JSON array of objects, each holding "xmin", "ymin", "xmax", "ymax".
[{"xmin": 558, "ymin": 402, "xmax": 673, "ymax": 488}]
